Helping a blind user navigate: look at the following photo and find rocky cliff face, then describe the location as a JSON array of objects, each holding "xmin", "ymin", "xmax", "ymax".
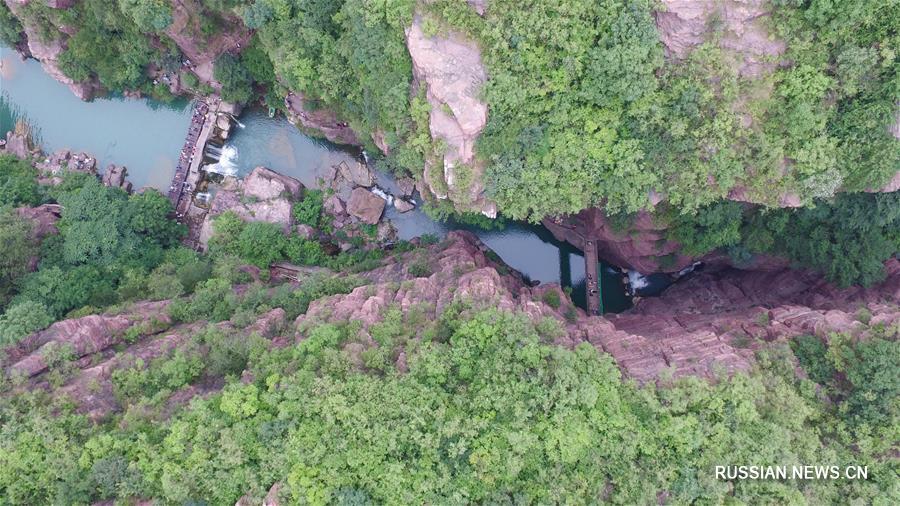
[
  {"xmin": 163, "ymin": 0, "xmax": 251, "ymax": 86},
  {"xmin": 4, "ymin": 231, "xmax": 897, "ymax": 422},
  {"xmin": 605, "ymin": 259, "xmax": 900, "ymax": 380},
  {"xmin": 543, "ymin": 209, "xmax": 692, "ymax": 273},
  {"xmin": 405, "ymin": 14, "xmax": 496, "ymax": 217},
  {"xmin": 656, "ymin": 0, "xmax": 785, "ymax": 78},
  {"xmin": 3, "ymin": 0, "xmax": 101, "ymax": 99},
  {"xmin": 284, "ymin": 92, "xmax": 361, "ymax": 146}
]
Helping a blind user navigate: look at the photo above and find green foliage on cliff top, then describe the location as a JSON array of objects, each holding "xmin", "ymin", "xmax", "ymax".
[
  {"xmin": 8, "ymin": 0, "xmax": 896, "ymax": 224},
  {"xmin": 422, "ymin": 0, "xmax": 898, "ymax": 221},
  {"xmin": 251, "ymin": 0, "xmax": 415, "ymax": 149},
  {"xmin": 0, "ymin": 2, "xmax": 22, "ymax": 47},
  {"xmin": 668, "ymin": 191, "xmax": 900, "ymax": 287},
  {"xmin": 1, "ymin": 308, "xmax": 896, "ymax": 504}
]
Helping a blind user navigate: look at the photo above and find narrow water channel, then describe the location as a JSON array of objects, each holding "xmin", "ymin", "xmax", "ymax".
[{"xmin": 1, "ymin": 48, "xmax": 635, "ymax": 313}]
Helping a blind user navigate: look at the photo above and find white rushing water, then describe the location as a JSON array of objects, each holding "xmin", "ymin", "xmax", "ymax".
[
  {"xmin": 205, "ymin": 144, "xmax": 239, "ymax": 176},
  {"xmin": 370, "ymin": 185, "xmax": 394, "ymax": 205},
  {"xmin": 627, "ymin": 270, "xmax": 649, "ymax": 292}
]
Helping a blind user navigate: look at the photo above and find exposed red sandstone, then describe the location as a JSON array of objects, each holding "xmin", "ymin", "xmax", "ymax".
[
  {"xmin": 5, "ymin": 233, "xmax": 896, "ymax": 422},
  {"xmin": 543, "ymin": 208, "xmax": 693, "ymax": 273}
]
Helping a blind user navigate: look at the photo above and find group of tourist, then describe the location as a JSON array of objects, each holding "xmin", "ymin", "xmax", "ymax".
[{"xmin": 168, "ymin": 101, "xmax": 211, "ymax": 215}]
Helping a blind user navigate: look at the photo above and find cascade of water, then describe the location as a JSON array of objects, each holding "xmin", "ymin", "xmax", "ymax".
[
  {"xmin": 626, "ymin": 270, "xmax": 649, "ymax": 294},
  {"xmin": 205, "ymin": 144, "xmax": 238, "ymax": 176},
  {"xmin": 370, "ymin": 185, "xmax": 394, "ymax": 206}
]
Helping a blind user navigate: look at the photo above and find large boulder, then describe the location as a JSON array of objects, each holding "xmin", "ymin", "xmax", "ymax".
[
  {"xmin": 198, "ymin": 167, "xmax": 303, "ymax": 249},
  {"xmin": 243, "ymin": 166, "xmax": 304, "ymax": 200},
  {"xmin": 285, "ymin": 92, "xmax": 360, "ymax": 146},
  {"xmin": 337, "ymin": 160, "xmax": 374, "ymax": 188},
  {"xmin": 396, "ymin": 177, "xmax": 416, "ymax": 198},
  {"xmin": 15, "ymin": 204, "xmax": 62, "ymax": 240},
  {"xmin": 347, "ymin": 187, "xmax": 385, "ymax": 225},
  {"xmin": 3, "ymin": 130, "xmax": 37, "ymax": 159},
  {"xmin": 323, "ymin": 195, "xmax": 347, "ymax": 216},
  {"xmin": 101, "ymin": 164, "xmax": 132, "ymax": 193}
]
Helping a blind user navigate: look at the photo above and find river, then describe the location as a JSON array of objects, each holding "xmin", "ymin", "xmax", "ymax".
[{"xmin": 1, "ymin": 47, "xmax": 636, "ymax": 313}]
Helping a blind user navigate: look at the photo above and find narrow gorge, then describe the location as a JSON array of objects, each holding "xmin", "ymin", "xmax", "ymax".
[{"xmin": 0, "ymin": 0, "xmax": 897, "ymax": 504}]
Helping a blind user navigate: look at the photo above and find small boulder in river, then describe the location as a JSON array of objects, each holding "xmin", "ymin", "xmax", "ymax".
[
  {"xmin": 338, "ymin": 160, "xmax": 375, "ymax": 188},
  {"xmin": 394, "ymin": 198, "xmax": 415, "ymax": 213},
  {"xmin": 347, "ymin": 187, "xmax": 385, "ymax": 225},
  {"xmin": 101, "ymin": 164, "xmax": 132, "ymax": 193},
  {"xmin": 396, "ymin": 177, "xmax": 416, "ymax": 198}
]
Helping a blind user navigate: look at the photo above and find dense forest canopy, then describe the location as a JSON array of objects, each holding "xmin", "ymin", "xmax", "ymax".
[{"xmin": 2, "ymin": 305, "xmax": 898, "ymax": 504}]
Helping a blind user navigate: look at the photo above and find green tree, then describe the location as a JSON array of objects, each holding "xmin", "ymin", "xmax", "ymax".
[
  {"xmin": 0, "ymin": 154, "xmax": 42, "ymax": 207},
  {"xmin": 118, "ymin": 0, "xmax": 172, "ymax": 32},
  {"xmin": 0, "ymin": 300, "xmax": 53, "ymax": 345},
  {"xmin": 214, "ymin": 53, "xmax": 254, "ymax": 104},
  {"xmin": 241, "ymin": 1, "xmax": 272, "ymax": 30},
  {"xmin": 0, "ymin": 2, "xmax": 22, "ymax": 46},
  {"xmin": 0, "ymin": 209, "xmax": 39, "ymax": 307}
]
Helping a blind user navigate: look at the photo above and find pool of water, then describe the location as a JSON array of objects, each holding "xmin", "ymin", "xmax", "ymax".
[
  {"xmin": 2, "ymin": 49, "xmax": 634, "ymax": 313},
  {"xmin": 0, "ymin": 47, "xmax": 192, "ymax": 190}
]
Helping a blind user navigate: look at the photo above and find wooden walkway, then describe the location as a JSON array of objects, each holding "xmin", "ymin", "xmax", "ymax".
[
  {"xmin": 584, "ymin": 239, "xmax": 602, "ymax": 315},
  {"xmin": 168, "ymin": 100, "xmax": 212, "ymax": 216}
]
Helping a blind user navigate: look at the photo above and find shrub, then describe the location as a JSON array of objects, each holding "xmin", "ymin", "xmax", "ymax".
[
  {"xmin": 0, "ymin": 154, "xmax": 42, "ymax": 207},
  {"xmin": 0, "ymin": 300, "xmax": 53, "ymax": 346},
  {"xmin": 541, "ymin": 289, "xmax": 561, "ymax": 309},
  {"xmin": 292, "ymin": 189, "xmax": 325, "ymax": 228}
]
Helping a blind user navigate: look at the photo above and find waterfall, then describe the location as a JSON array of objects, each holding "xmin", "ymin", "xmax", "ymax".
[
  {"xmin": 675, "ymin": 261, "xmax": 702, "ymax": 279},
  {"xmin": 626, "ymin": 270, "xmax": 649, "ymax": 294},
  {"xmin": 206, "ymin": 144, "xmax": 223, "ymax": 160},
  {"xmin": 370, "ymin": 185, "xmax": 394, "ymax": 205},
  {"xmin": 205, "ymin": 144, "xmax": 238, "ymax": 176}
]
